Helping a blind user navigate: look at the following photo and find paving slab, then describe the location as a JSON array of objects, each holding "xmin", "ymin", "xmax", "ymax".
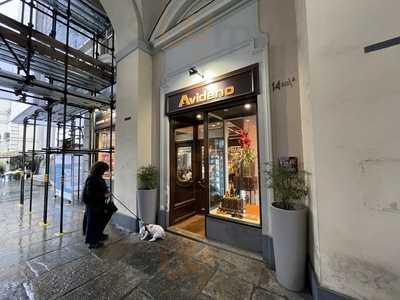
[
  {"xmin": 94, "ymin": 237, "xmax": 176, "ymax": 276},
  {"xmin": 202, "ymin": 269, "xmax": 254, "ymax": 300},
  {"xmin": 26, "ymin": 246, "xmax": 88, "ymax": 277},
  {"xmin": 158, "ymin": 232, "xmax": 207, "ymax": 257},
  {"xmin": 140, "ymin": 256, "xmax": 216, "ymax": 300},
  {"xmin": 252, "ymin": 288, "xmax": 287, "ymax": 300},
  {"xmin": 258, "ymin": 267, "xmax": 312, "ymax": 300},
  {"xmin": 60, "ymin": 261, "xmax": 148, "ymax": 300},
  {"xmin": 124, "ymin": 288, "xmax": 154, "ymax": 300},
  {"xmin": 195, "ymin": 245, "xmax": 265, "ymax": 285},
  {"xmin": 0, "ymin": 263, "xmax": 34, "ymax": 299},
  {"xmin": 24, "ymin": 255, "xmax": 111, "ymax": 299}
]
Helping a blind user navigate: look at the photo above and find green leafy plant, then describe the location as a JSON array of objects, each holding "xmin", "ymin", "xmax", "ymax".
[
  {"xmin": 137, "ymin": 165, "xmax": 158, "ymax": 190},
  {"xmin": 265, "ymin": 162, "xmax": 309, "ymax": 210}
]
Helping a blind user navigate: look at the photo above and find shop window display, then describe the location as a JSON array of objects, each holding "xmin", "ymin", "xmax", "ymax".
[
  {"xmin": 208, "ymin": 103, "xmax": 260, "ymax": 225},
  {"xmin": 95, "ymin": 111, "xmax": 115, "ymax": 180},
  {"xmin": 96, "ymin": 128, "xmax": 115, "ymax": 180}
]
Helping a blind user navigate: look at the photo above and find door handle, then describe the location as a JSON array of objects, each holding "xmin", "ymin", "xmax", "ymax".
[{"xmin": 197, "ymin": 181, "xmax": 207, "ymax": 189}]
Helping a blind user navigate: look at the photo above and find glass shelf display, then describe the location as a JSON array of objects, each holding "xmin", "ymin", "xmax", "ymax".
[{"xmin": 208, "ymin": 104, "xmax": 260, "ymax": 226}]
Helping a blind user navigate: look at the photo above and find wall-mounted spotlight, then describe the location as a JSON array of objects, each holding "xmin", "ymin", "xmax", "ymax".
[{"xmin": 188, "ymin": 67, "xmax": 204, "ymax": 78}]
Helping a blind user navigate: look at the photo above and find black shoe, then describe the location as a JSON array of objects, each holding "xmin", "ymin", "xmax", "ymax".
[
  {"xmin": 88, "ymin": 242, "xmax": 104, "ymax": 249},
  {"xmin": 100, "ymin": 234, "xmax": 109, "ymax": 241}
]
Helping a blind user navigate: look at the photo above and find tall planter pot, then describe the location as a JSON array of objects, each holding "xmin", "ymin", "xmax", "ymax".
[
  {"xmin": 137, "ymin": 189, "xmax": 157, "ymax": 224},
  {"xmin": 271, "ymin": 203, "xmax": 307, "ymax": 291}
]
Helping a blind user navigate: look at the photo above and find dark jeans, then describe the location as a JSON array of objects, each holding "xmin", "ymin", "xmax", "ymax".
[
  {"xmin": 83, "ymin": 205, "xmax": 114, "ymax": 243},
  {"xmin": 84, "ymin": 207, "xmax": 104, "ymax": 245}
]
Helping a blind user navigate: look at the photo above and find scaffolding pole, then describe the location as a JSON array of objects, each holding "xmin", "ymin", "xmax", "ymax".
[
  {"xmin": 77, "ymin": 116, "xmax": 82, "ymax": 202},
  {"xmin": 71, "ymin": 117, "xmax": 75, "ymax": 205},
  {"xmin": 29, "ymin": 112, "xmax": 37, "ymax": 212},
  {"xmin": 42, "ymin": 106, "xmax": 52, "ymax": 225},
  {"xmin": 109, "ymin": 29, "xmax": 115, "ymax": 192},
  {"xmin": 25, "ymin": 0, "xmax": 34, "ymax": 83},
  {"xmin": 88, "ymin": 110, "xmax": 93, "ymax": 170},
  {"xmin": 58, "ymin": 0, "xmax": 71, "ymax": 235},
  {"xmin": 19, "ymin": 117, "xmax": 28, "ymax": 206},
  {"xmin": 54, "ymin": 122, "xmax": 60, "ymax": 197}
]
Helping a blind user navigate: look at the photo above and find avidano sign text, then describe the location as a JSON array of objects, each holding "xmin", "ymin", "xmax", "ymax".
[
  {"xmin": 179, "ymin": 86, "xmax": 235, "ymax": 107},
  {"xmin": 166, "ymin": 64, "xmax": 259, "ymax": 115}
]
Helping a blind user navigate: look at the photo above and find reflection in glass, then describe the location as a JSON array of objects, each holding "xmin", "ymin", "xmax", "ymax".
[
  {"xmin": 177, "ymin": 146, "xmax": 193, "ymax": 183},
  {"xmin": 175, "ymin": 127, "xmax": 193, "ymax": 142},
  {"xmin": 208, "ymin": 127, "xmax": 225, "ymax": 211},
  {"xmin": 208, "ymin": 105, "xmax": 260, "ymax": 225},
  {"xmin": 96, "ymin": 128, "xmax": 115, "ymax": 180}
]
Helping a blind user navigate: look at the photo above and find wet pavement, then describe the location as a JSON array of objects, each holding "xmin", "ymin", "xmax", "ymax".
[{"xmin": 0, "ymin": 181, "xmax": 311, "ymax": 300}]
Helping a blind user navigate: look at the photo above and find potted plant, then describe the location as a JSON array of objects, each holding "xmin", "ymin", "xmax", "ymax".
[
  {"xmin": 265, "ymin": 162, "xmax": 309, "ymax": 291},
  {"xmin": 137, "ymin": 165, "xmax": 158, "ymax": 224}
]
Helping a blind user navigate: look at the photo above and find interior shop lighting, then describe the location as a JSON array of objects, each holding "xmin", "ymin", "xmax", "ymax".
[{"xmin": 244, "ymin": 103, "xmax": 252, "ymax": 110}]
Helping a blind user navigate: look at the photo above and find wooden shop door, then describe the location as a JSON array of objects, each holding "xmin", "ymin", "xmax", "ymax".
[{"xmin": 170, "ymin": 121, "xmax": 206, "ymax": 225}]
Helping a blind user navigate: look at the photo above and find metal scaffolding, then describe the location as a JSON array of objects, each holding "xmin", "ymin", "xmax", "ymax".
[{"xmin": 0, "ymin": 0, "xmax": 115, "ymax": 235}]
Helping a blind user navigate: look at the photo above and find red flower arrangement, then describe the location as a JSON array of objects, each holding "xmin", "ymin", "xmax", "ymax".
[
  {"xmin": 239, "ymin": 129, "xmax": 251, "ymax": 149},
  {"xmin": 234, "ymin": 129, "xmax": 255, "ymax": 166}
]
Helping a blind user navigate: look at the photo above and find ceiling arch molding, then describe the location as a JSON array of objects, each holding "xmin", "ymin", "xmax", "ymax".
[
  {"xmin": 149, "ymin": 0, "xmax": 253, "ymax": 50},
  {"xmin": 100, "ymin": 0, "xmax": 147, "ymax": 60}
]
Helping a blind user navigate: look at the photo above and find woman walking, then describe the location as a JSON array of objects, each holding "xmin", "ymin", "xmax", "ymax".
[{"xmin": 82, "ymin": 161, "xmax": 110, "ymax": 249}]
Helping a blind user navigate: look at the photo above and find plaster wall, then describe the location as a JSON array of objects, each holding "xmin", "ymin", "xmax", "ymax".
[
  {"xmin": 114, "ymin": 49, "xmax": 153, "ymax": 217},
  {"xmin": 259, "ymin": 0, "xmax": 303, "ymax": 165},
  {"xmin": 296, "ymin": 1, "xmax": 400, "ymax": 299},
  {"xmin": 100, "ymin": 0, "xmax": 141, "ymax": 52}
]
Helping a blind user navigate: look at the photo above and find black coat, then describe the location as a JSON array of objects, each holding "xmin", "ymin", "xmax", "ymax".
[{"xmin": 82, "ymin": 175, "xmax": 108, "ymax": 209}]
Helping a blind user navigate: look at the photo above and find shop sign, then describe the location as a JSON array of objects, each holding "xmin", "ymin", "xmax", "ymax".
[{"xmin": 166, "ymin": 64, "xmax": 259, "ymax": 115}]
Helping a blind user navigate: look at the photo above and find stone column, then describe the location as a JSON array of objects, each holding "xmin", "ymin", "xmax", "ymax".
[{"xmin": 113, "ymin": 47, "xmax": 153, "ymax": 231}]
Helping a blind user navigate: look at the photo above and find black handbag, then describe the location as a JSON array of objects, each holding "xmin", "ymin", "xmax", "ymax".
[{"xmin": 105, "ymin": 200, "xmax": 118, "ymax": 214}]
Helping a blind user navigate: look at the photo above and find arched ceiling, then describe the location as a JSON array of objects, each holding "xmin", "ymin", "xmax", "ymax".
[
  {"xmin": 150, "ymin": 0, "xmax": 250, "ymax": 49},
  {"xmin": 100, "ymin": 0, "xmax": 143, "ymax": 53},
  {"xmin": 100, "ymin": 0, "xmax": 167, "ymax": 55},
  {"xmin": 101, "ymin": 0, "xmax": 250, "ymax": 54},
  {"xmin": 150, "ymin": 0, "xmax": 215, "ymax": 40}
]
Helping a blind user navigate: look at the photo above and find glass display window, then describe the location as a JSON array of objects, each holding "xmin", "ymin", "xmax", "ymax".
[
  {"xmin": 96, "ymin": 128, "xmax": 115, "ymax": 180},
  {"xmin": 208, "ymin": 103, "xmax": 260, "ymax": 226}
]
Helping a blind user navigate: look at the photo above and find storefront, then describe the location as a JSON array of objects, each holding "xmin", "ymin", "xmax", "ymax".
[
  {"xmin": 165, "ymin": 64, "xmax": 264, "ymax": 253},
  {"xmin": 95, "ymin": 110, "xmax": 115, "ymax": 180}
]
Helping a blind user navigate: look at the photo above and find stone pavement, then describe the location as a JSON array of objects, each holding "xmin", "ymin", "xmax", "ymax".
[{"xmin": 0, "ymin": 181, "xmax": 311, "ymax": 300}]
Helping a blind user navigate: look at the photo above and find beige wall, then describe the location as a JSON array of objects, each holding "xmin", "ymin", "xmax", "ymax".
[
  {"xmin": 100, "ymin": 0, "xmax": 141, "ymax": 52},
  {"xmin": 114, "ymin": 49, "xmax": 153, "ymax": 216},
  {"xmin": 296, "ymin": 1, "xmax": 400, "ymax": 299},
  {"xmin": 259, "ymin": 0, "xmax": 303, "ymax": 164}
]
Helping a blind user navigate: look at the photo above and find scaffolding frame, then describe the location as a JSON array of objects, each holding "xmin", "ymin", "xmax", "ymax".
[{"xmin": 0, "ymin": 0, "xmax": 115, "ymax": 235}]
